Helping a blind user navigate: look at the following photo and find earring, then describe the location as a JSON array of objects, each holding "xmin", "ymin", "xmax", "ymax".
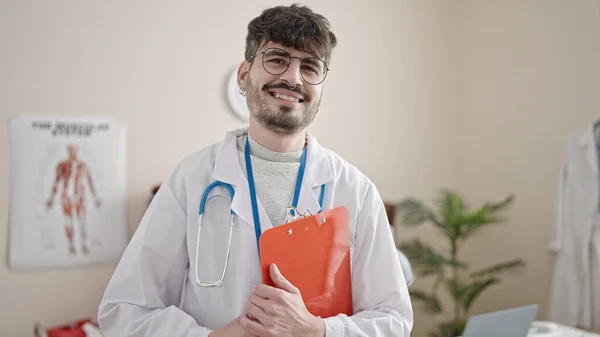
[{"xmin": 239, "ymin": 88, "xmax": 246, "ymax": 97}]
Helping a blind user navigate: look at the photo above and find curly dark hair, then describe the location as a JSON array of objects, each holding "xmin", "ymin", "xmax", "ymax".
[{"xmin": 245, "ymin": 4, "xmax": 337, "ymax": 64}]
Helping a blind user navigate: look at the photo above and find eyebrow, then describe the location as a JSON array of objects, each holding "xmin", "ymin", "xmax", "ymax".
[
  {"xmin": 302, "ymin": 58, "xmax": 321, "ymax": 67},
  {"xmin": 265, "ymin": 49, "xmax": 289, "ymax": 57},
  {"xmin": 264, "ymin": 48, "xmax": 323, "ymax": 65}
]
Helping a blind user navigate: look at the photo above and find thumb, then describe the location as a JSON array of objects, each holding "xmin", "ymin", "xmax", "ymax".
[{"xmin": 270, "ymin": 264, "xmax": 299, "ymax": 294}]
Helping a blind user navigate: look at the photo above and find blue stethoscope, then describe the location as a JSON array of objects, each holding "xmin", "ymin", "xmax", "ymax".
[{"xmin": 195, "ymin": 137, "xmax": 326, "ymax": 287}]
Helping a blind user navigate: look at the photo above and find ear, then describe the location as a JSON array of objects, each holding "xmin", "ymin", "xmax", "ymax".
[{"xmin": 237, "ymin": 60, "xmax": 250, "ymax": 91}]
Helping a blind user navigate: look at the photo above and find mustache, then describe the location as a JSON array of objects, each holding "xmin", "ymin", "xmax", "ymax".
[{"xmin": 263, "ymin": 82, "xmax": 309, "ymax": 101}]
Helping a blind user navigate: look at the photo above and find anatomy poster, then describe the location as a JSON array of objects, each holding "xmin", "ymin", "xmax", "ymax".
[{"xmin": 9, "ymin": 115, "xmax": 128, "ymax": 270}]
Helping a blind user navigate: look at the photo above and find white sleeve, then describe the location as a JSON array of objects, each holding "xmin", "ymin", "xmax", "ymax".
[
  {"xmin": 97, "ymin": 171, "xmax": 211, "ymax": 337},
  {"xmin": 324, "ymin": 183, "xmax": 414, "ymax": 337},
  {"xmin": 549, "ymin": 150, "xmax": 567, "ymax": 253}
]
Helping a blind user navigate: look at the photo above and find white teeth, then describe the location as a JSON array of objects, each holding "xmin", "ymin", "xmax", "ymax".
[{"xmin": 274, "ymin": 92, "xmax": 299, "ymax": 102}]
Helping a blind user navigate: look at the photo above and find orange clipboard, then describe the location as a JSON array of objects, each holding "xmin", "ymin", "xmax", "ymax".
[{"xmin": 259, "ymin": 206, "xmax": 353, "ymax": 318}]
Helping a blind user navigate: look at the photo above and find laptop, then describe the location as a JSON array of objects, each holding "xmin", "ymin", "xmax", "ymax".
[{"xmin": 461, "ymin": 304, "xmax": 539, "ymax": 337}]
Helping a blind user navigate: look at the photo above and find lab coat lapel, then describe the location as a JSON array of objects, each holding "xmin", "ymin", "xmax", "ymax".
[
  {"xmin": 212, "ymin": 128, "xmax": 268, "ymax": 231},
  {"xmin": 295, "ymin": 133, "xmax": 334, "ymax": 216},
  {"xmin": 580, "ymin": 124, "xmax": 599, "ymax": 175},
  {"xmin": 212, "ymin": 129, "xmax": 332, "ymax": 229}
]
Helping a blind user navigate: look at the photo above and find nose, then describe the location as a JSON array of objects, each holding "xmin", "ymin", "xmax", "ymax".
[{"xmin": 280, "ymin": 58, "xmax": 303, "ymax": 88}]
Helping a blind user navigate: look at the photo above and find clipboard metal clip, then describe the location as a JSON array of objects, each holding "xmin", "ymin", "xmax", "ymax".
[{"xmin": 284, "ymin": 206, "xmax": 314, "ymax": 224}]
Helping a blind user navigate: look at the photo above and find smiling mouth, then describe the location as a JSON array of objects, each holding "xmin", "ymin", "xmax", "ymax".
[{"xmin": 268, "ymin": 91, "xmax": 305, "ymax": 103}]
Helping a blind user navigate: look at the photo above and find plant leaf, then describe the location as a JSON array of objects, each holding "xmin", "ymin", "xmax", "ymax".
[
  {"xmin": 461, "ymin": 208, "xmax": 491, "ymax": 226},
  {"xmin": 459, "ymin": 195, "xmax": 515, "ymax": 240},
  {"xmin": 461, "ymin": 278, "xmax": 499, "ymax": 312},
  {"xmin": 435, "ymin": 189, "xmax": 468, "ymax": 238},
  {"xmin": 445, "ymin": 278, "xmax": 468, "ymax": 302},
  {"xmin": 397, "ymin": 239, "xmax": 467, "ymax": 277},
  {"xmin": 396, "ymin": 198, "xmax": 436, "ymax": 226},
  {"xmin": 460, "ymin": 218, "xmax": 506, "ymax": 241},
  {"xmin": 409, "ymin": 289, "xmax": 442, "ymax": 314},
  {"xmin": 447, "ymin": 258, "xmax": 468, "ymax": 269},
  {"xmin": 482, "ymin": 194, "xmax": 515, "ymax": 212},
  {"xmin": 470, "ymin": 259, "xmax": 525, "ymax": 278}
]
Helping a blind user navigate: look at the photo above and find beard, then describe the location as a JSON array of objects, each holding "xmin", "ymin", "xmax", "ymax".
[{"xmin": 245, "ymin": 76, "xmax": 321, "ymax": 135}]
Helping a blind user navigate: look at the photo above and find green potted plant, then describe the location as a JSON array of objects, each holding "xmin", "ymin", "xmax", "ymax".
[{"xmin": 395, "ymin": 189, "xmax": 525, "ymax": 337}]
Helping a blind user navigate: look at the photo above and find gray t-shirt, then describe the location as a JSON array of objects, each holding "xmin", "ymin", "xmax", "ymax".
[{"xmin": 236, "ymin": 134, "xmax": 302, "ymax": 227}]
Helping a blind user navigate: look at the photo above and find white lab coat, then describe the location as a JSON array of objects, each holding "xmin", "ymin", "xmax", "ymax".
[
  {"xmin": 548, "ymin": 123, "xmax": 600, "ymax": 330},
  {"xmin": 97, "ymin": 127, "xmax": 414, "ymax": 337}
]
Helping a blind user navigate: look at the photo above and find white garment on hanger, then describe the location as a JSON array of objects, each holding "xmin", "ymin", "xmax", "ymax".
[
  {"xmin": 548, "ymin": 122, "xmax": 600, "ymax": 330},
  {"xmin": 593, "ymin": 218, "xmax": 600, "ymax": 331}
]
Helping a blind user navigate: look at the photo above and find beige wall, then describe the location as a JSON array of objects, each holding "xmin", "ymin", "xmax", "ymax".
[
  {"xmin": 2, "ymin": 0, "xmax": 599, "ymax": 336},
  {"xmin": 451, "ymin": 0, "xmax": 600, "ymax": 328},
  {"xmin": 403, "ymin": 1, "xmax": 600, "ymax": 336},
  {"xmin": 0, "ymin": 1, "xmax": 453, "ymax": 335}
]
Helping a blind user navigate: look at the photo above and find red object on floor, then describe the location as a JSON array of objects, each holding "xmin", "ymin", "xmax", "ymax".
[{"xmin": 36, "ymin": 319, "xmax": 98, "ymax": 337}]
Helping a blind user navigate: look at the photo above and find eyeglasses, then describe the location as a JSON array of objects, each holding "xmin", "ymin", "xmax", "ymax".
[{"xmin": 249, "ymin": 47, "xmax": 330, "ymax": 85}]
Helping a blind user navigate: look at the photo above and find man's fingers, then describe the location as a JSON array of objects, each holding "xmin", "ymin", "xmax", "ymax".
[
  {"xmin": 253, "ymin": 283, "xmax": 285, "ymax": 300},
  {"xmin": 246, "ymin": 301, "xmax": 268, "ymax": 324},
  {"xmin": 269, "ymin": 264, "xmax": 299, "ymax": 295},
  {"xmin": 248, "ymin": 293, "xmax": 273, "ymax": 314},
  {"xmin": 240, "ymin": 314, "xmax": 268, "ymax": 336}
]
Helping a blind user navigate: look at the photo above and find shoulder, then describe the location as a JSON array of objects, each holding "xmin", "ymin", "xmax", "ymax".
[
  {"xmin": 57, "ymin": 161, "xmax": 69, "ymax": 171},
  {"xmin": 564, "ymin": 131, "xmax": 581, "ymax": 149},
  {"xmin": 562, "ymin": 126, "xmax": 590, "ymax": 160},
  {"xmin": 320, "ymin": 146, "xmax": 377, "ymax": 207},
  {"xmin": 166, "ymin": 139, "xmax": 223, "ymax": 185},
  {"xmin": 177, "ymin": 141, "xmax": 222, "ymax": 175},
  {"xmin": 324, "ymin": 147, "xmax": 371, "ymax": 182},
  {"xmin": 153, "ymin": 139, "xmax": 225, "ymax": 212}
]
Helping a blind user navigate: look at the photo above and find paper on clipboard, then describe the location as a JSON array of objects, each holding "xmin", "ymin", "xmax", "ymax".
[{"xmin": 259, "ymin": 206, "xmax": 352, "ymax": 318}]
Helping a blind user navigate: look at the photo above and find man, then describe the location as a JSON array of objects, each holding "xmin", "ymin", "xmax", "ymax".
[
  {"xmin": 98, "ymin": 4, "xmax": 413, "ymax": 337},
  {"xmin": 46, "ymin": 143, "xmax": 101, "ymax": 255}
]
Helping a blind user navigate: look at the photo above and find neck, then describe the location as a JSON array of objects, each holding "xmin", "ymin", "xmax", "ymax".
[{"xmin": 248, "ymin": 121, "xmax": 306, "ymax": 153}]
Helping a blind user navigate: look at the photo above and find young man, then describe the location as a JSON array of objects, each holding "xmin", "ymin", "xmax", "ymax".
[{"xmin": 98, "ymin": 4, "xmax": 413, "ymax": 337}]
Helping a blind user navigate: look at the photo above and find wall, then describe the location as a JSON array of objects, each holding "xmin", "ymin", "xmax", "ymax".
[
  {"xmin": 0, "ymin": 1, "xmax": 454, "ymax": 336},
  {"xmin": 391, "ymin": 1, "xmax": 600, "ymax": 336},
  {"xmin": 450, "ymin": 0, "xmax": 600, "ymax": 332}
]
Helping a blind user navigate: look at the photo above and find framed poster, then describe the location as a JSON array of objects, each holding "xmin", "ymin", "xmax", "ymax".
[{"xmin": 8, "ymin": 115, "xmax": 128, "ymax": 270}]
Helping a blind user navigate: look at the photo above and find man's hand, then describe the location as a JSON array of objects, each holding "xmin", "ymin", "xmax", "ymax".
[
  {"xmin": 209, "ymin": 316, "xmax": 256, "ymax": 337},
  {"xmin": 240, "ymin": 264, "xmax": 325, "ymax": 337}
]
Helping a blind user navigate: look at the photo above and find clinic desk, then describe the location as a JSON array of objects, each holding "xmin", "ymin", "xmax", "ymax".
[{"xmin": 529, "ymin": 321, "xmax": 600, "ymax": 337}]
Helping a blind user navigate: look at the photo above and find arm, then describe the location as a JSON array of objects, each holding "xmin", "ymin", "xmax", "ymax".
[
  {"xmin": 46, "ymin": 164, "xmax": 61, "ymax": 208},
  {"xmin": 323, "ymin": 183, "xmax": 413, "ymax": 337},
  {"xmin": 84, "ymin": 164, "xmax": 97, "ymax": 198},
  {"xmin": 97, "ymin": 171, "xmax": 211, "ymax": 337},
  {"xmin": 83, "ymin": 164, "xmax": 101, "ymax": 207}
]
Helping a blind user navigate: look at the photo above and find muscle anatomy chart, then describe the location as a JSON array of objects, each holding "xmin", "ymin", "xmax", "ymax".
[{"xmin": 9, "ymin": 115, "xmax": 127, "ymax": 270}]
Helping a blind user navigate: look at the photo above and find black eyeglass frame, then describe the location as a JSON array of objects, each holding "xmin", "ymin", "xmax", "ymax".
[{"xmin": 248, "ymin": 47, "xmax": 330, "ymax": 85}]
